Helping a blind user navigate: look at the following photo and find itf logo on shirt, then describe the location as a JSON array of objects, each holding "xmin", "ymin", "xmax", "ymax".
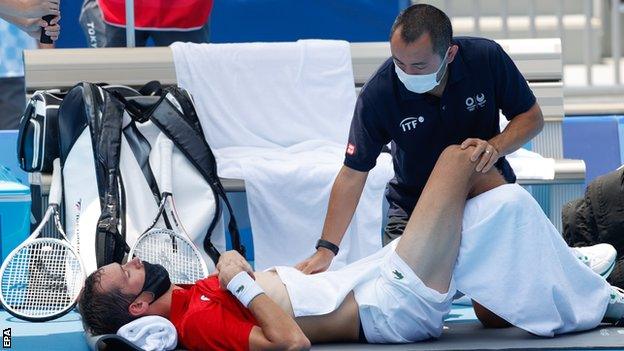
[
  {"xmin": 465, "ymin": 93, "xmax": 487, "ymax": 112},
  {"xmin": 400, "ymin": 116, "xmax": 425, "ymax": 132}
]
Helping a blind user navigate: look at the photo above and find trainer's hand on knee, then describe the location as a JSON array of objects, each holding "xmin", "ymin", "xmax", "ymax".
[
  {"xmin": 294, "ymin": 249, "xmax": 334, "ymax": 274},
  {"xmin": 460, "ymin": 138, "xmax": 500, "ymax": 173}
]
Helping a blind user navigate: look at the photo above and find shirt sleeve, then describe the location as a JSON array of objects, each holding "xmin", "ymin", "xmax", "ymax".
[
  {"xmin": 180, "ymin": 307, "xmax": 255, "ymax": 351},
  {"xmin": 491, "ymin": 43, "xmax": 537, "ymax": 120},
  {"xmin": 343, "ymin": 93, "xmax": 391, "ymax": 172}
]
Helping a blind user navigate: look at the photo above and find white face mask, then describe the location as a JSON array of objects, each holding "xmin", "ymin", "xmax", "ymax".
[{"xmin": 394, "ymin": 48, "xmax": 450, "ymax": 94}]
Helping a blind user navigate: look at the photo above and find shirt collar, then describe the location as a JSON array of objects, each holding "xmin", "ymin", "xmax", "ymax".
[{"xmin": 396, "ymin": 41, "xmax": 467, "ymax": 101}]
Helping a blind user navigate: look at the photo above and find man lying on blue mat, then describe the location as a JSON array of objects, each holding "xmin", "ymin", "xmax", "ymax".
[{"xmin": 78, "ymin": 145, "xmax": 624, "ymax": 350}]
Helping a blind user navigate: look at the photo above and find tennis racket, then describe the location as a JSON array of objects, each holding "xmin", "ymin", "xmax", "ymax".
[
  {"xmin": 0, "ymin": 159, "xmax": 85, "ymax": 321},
  {"xmin": 129, "ymin": 136, "xmax": 209, "ymax": 284}
]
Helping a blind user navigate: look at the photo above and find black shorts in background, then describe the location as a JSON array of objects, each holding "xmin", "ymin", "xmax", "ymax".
[
  {"xmin": 382, "ymin": 215, "xmax": 409, "ymax": 246},
  {"xmin": 0, "ymin": 76, "xmax": 26, "ymax": 130}
]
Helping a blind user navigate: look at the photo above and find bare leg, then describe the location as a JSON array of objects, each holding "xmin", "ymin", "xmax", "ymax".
[
  {"xmin": 473, "ymin": 301, "xmax": 512, "ymax": 328},
  {"xmin": 395, "ymin": 145, "xmax": 506, "ymax": 293}
]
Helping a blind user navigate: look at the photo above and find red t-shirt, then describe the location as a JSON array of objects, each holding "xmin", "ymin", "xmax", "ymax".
[
  {"xmin": 97, "ymin": 0, "xmax": 213, "ymax": 30},
  {"xmin": 170, "ymin": 276, "xmax": 258, "ymax": 351}
]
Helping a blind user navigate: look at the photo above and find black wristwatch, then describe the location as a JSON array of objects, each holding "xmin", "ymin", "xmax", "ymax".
[{"xmin": 316, "ymin": 239, "xmax": 339, "ymax": 256}]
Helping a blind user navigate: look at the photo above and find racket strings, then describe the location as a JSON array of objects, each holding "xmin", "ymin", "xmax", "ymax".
[
  {"xmin": 1, "ymin": 241, "xmax": 83, "ymax": 318},
  {"xmin": 133, "ymin": 231, "xmax": 206, "ymax": 284}
]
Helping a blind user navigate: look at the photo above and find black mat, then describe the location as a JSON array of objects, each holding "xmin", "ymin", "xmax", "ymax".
[
  {"xmin": 87, "ymin": 320, "xmax": 624, "ymax": 350},
  {"xmin": 313, "ymin": 322, "xmax": 624, "ymax": 350}
]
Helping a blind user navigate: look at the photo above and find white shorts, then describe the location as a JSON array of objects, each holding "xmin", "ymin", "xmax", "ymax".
[{"xmin": 356, "ymin": 249, "xmax": 455, "ymax": 343}]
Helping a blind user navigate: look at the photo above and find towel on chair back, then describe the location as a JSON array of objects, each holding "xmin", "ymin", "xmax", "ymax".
[{"xmin": 171, "ymin": 40, "xmax": 394, "ymax": 269}]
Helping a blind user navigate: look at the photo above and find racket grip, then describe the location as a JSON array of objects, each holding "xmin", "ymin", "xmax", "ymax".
[
  {"xmin": 160, "ymin": 137, "xmax": 174, "ymax": 194},
  {"xmin": 40, "ymin": 15, "xmax": 55, "ymax": 44},
  {"xmin": 49, "ymin": 158, "xmax": 63, "ymax": 206}
]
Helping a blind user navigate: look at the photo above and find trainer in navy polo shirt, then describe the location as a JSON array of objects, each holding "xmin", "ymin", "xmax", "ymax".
[
  {"xmin": 297, "ymin": 4, "xmax": 544, "ymax": 279},
  {"xmin": 344, "ymin": 36, "xmax": 536, "ymax": 218}
]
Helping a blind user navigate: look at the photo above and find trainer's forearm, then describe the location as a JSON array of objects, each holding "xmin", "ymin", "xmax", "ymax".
[
  {"xmin": 320, "ymin": 166, "xmax": 368, "ymax": 247},
  {"xmin": 249, "ymin": 294, "xmax": 308, "ymax": 348},
  {"xmin": 489, "ymin": 102, "xmax": 543, "ymax": 157}
]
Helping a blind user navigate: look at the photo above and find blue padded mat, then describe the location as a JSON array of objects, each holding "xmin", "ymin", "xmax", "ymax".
[
  {"xmin": 5, "ymin": 304, "xmax": 624, "ymax": 351},
  {"xmin": 0, "ymin": 310, "xmax": 88, "ymax": 351}
]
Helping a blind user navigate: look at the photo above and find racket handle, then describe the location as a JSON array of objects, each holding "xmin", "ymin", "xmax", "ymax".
[
  {"xmin": 40, "ymin": 15, "xmax": 55, "ymax": 44},
  {"xmin": 160, "ymin": 136, "xmax": 174, "ymax": 194},
  {"xmin": 49, "ymin": 158, "xmax": 63, "ymax": 206}
]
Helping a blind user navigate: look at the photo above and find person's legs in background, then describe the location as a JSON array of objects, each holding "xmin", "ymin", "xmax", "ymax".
[
  {"xmin": 150, "ymin": 24, "xmax": 210, "ymax": 46},
  {"xmin": 0, "ymin": 77, "xmax": 26, "ymax": 130},
  {"xmin": 104, "ymin": 24, "xmax": 149, "ymax": 47}
]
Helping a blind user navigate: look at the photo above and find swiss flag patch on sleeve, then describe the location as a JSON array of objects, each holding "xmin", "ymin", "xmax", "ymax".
[{"xmin": 346, "ymin": 143, "xmax": 356, "ymax": 156}]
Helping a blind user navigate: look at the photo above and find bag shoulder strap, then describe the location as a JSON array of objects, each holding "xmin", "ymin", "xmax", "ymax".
[
  {"xmin": 82, "ymin": 83, "xmax": 129, "ymax": 267},
  {"xmin": 165, "ymin": 87, "xmax": 205, "ymax": 138},
  {"xmin": 152, "ymin": 93, "xmax": 245, "ymax": 263}
]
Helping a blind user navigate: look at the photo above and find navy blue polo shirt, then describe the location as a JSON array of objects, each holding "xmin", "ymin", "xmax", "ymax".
[{"xmin": 344, "ymin": 37, "xmax": 536, "ymax": 218}]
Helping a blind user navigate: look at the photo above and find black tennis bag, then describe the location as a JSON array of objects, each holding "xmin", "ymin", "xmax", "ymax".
[
  {"xmin": 563, "ymin": 166, "xmax": 624, "ymax": 286},
  {"xmin": 57, "ymin": 82, "xmax": 243, "ymax": 274},
  {"xmin": 17, "ymin": 90, "xmax": 65, "ymax": 172},
  {"xmin": 16, "ymin": 84, "xmax": 154, "ymax": 173}
]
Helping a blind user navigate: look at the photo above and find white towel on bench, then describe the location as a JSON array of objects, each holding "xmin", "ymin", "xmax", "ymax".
[
  {"xmin": 171, "ymin": 40, "xmax": 356, "ymax": 149},
  {"xmin": 507, "ymin": 148, "xmax": 555, "ymax": 180},
  {"xmin": 172, "ymin": 40, "xmax": 394, "ymax": 270},
  {"xmin": 215, "ymin": 142, "xmax": 393, "ymax": 270}
]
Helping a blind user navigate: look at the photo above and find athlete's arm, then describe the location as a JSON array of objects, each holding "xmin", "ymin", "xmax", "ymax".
[
  {"xmin": 248, "ymin": 295, "xmax": 311, "ymax": 351},
  {"xmin": 294, "ymin": 165, "xmax": 368, "ymax": 274},
  {"xmin": 217, "ymin": 251, "xmax": 310, "ymax": 350}
]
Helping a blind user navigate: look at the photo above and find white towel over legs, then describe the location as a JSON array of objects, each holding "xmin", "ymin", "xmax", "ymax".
[{"xmin": 455, "ymin": 184, "xmax": 611, "ymax": 336}]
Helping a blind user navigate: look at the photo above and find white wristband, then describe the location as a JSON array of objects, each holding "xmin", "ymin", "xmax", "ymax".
[{"xmin": 226, "ymin": 271, "xmax": 264, "ymax": 307}]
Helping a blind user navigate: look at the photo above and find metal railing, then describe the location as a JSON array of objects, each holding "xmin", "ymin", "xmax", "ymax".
[{"xmin": 414, "ymin": 0, "xmax": 624, "ymax": 95}]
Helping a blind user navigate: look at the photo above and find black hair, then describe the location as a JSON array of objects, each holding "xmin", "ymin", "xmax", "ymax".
[
  {"xmin": 77, "ymin": 269, "xmax": 137, "ymax": 335},
  {"xmin": 391, "ymin": 4, "xmax": 453, "ymax": 57}
]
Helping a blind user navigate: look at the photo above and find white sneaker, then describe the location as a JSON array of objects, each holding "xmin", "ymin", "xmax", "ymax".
[
  {"xmin": 571, "ymin": 243, "xmax": 617, "ymax": 279},
  {"xmin": 604, "ymin": 285, "xmax": 624, "ymax": 325}
]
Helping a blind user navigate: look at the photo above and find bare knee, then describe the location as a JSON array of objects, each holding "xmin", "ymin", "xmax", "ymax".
[
  {"xmin": 438, "ymin": 144, "xmax": 475, "ymax": 167},
  {"xmin": 439, "ymin": 145, "xmax": 508, "ymax": 197}
]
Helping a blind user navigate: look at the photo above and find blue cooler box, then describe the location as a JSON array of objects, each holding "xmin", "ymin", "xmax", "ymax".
[{"xmin": 0, "ymin": 165, "xmax": 30, "ymax": 263}]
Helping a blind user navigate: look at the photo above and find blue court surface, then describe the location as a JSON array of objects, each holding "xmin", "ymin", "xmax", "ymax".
[{"xmin": 2, "ymin": 304, "xmax": 623, "ymax": 351}]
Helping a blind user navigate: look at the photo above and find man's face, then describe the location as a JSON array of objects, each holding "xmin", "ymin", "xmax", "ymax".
[
  {"xmin": 98, "ymin": 257, "xmax": 146, "ymax": 297},
  {"xmin": 390, "ymin": 29, "xmax": 444, "ymax": 76}
]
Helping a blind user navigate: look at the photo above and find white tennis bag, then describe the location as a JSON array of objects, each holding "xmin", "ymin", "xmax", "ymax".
[{"xmin": 57, "ymin": 82, "xmax": 243, "ymax": 274}]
